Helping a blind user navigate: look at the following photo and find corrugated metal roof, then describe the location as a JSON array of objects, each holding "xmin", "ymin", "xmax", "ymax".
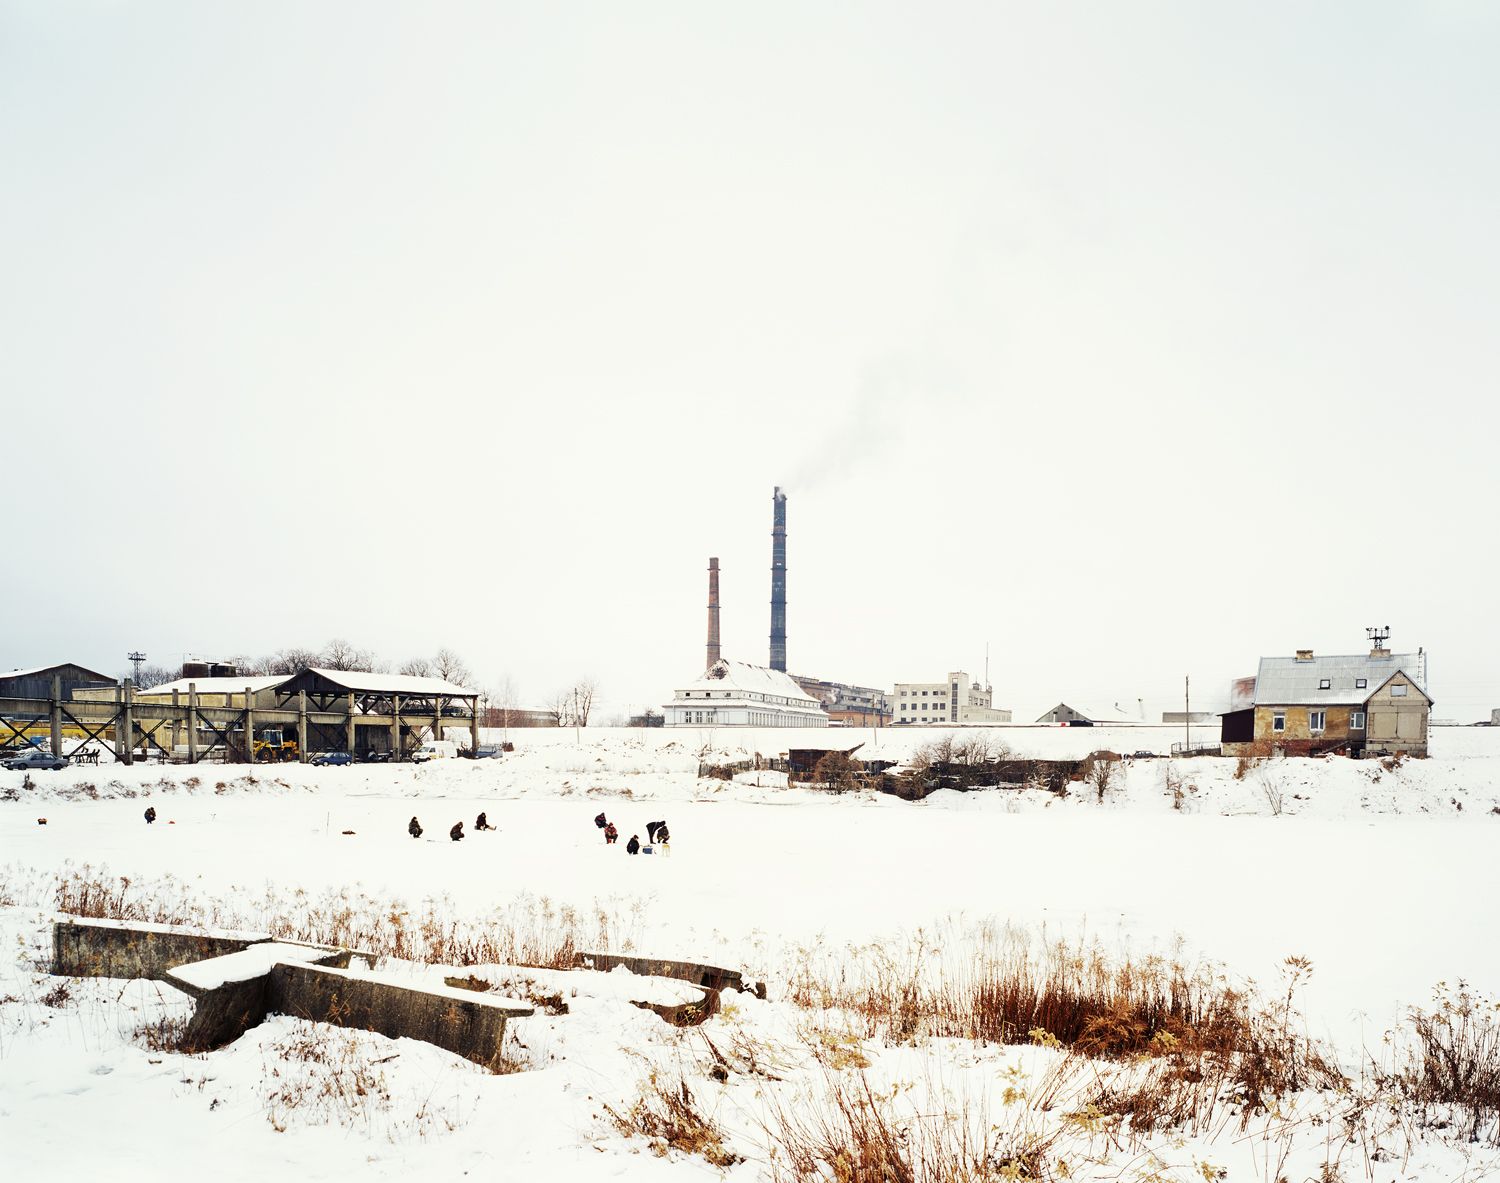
[
  {"xmin": 1253, "ymin": 651, "xmax": 1426, "ymax": 705},
  {"xmin": 139, "ymin": 674, "xmax": 291, "ymax": 696},
  {"xmin": 306, "ymin": 668, "xmax": 478, "ymax": 697},
  {"xmin": 2, "ymin": 663, "xmax": 115, "ymax": 683}
]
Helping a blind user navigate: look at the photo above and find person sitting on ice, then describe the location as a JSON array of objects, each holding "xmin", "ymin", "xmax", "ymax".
[
  {"xmin": 604, "ymin": 821, "xmax": 619, "ymax": 844},
  {"xmin": 655, "ymin": 823, "xmax": 670, "ymax": 850},
  {"xmin": 594, "ymin": 811, "xmax": 608, "ymax": 829},
  {"xmin": 450, "ymin": 821, "xmax": 465, "ymax": 842},
  {"xmin": 144, "ymin": 806, "xmax": 156, "ymax": 825},
  {"xmin": 475, "ymin": 811, "xmax": 494, "ymax": 831},
  {"xmin": 625, "ymin": 834, "xmax": 640, "ymax": 855},
  {"xmin": 408, "ymin": 816, "xmax": 423, "ymax": 839}
]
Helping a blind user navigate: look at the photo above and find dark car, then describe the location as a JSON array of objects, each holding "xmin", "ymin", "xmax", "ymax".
[
  {"xmin": 1131, "ymin": 750, "xmax": 1157, "ymax": 760},
  {"xmin": 472, "ymin": 746, "xmax": 505, "ymax": 760},
  {"xmin": 310, "ymin": 752, "xmax": 354, "ymax": 766},
  {"xmin": 360, "ymin": 750, "xmax": 393, "ymax": 763},
  {"xmin": 4, "ymin": 749, "xmax": 69, "ymax": 771}
]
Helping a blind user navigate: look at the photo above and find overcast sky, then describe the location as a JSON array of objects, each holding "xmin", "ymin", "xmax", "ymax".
[{"xmin": 3, "ymin": 2, "xmax": 1496, "ymax": 721}]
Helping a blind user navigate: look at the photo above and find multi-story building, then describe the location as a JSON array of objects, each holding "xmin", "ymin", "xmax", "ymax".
[
  {"xmin": 790, "ymin": 675, "xmax": 891, "ymax": 727},
  {"xmin": 891, "ymin": 671, "xmax": 1011, "ymax": 726}
]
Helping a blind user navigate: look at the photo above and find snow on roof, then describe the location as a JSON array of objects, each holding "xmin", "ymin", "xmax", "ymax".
[
  {"xmin": 1036, "ymin": 702, "xmax": 1146, "ymax": 725},
  {"xmin": 140, "ymin": 674, "xmax": 290, "ymax": 696},
  {"xmin": 678, "ymin": 659, "xmax": 822, "ymax": 705},
  {"xmin": 2, "ymin": 662, "xmax": 114, "ymax": 682},
  {"xmin": 1253, "ymin": 651, "xmax": 1428, "ymax": 706},
  {"xmin": 307, "ymin": 667, "xmax": 478, "ymax": 697}
]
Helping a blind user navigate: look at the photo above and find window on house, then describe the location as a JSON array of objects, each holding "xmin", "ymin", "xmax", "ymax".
[
  {"xmin": 1355, "ymin": 678, "xmax": 1367, "ymax": 689},
  {"xmin": 1272, "ymin": 712, "xmax": 1286, "ymax": 732},
  {"xmin": 1351, "ymin": 711, "xmax": 1366, "ymax": 729},
  {"xmin": 1309, "ymin": 710, "xmax": 1326, "ymax": 732},
  {"xmin": 1319, "ymin": 679, "xmax": 1331, "ymax": 690},
  {"xmin": 1391, "ymin": 684, "xmax": 1408, "ymax": 697}
]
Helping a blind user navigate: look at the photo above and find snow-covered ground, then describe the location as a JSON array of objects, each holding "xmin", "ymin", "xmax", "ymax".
[{"xmin": 4, "ymin": 727, "xmax": 1499, "ymax": 1180}]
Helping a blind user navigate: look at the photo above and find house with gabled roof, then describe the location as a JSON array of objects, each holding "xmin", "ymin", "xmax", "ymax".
[{"xmin": 1220, "ymin": 636, "xmax": 1432, "ymax": 757}]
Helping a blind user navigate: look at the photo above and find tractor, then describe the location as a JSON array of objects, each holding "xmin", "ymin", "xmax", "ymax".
[{"xmin": 252, "ymin": 728, "xmax": 299, "ymax": 762}]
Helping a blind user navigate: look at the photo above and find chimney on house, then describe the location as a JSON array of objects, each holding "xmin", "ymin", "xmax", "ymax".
[
  {"xmin": 1295, "ymin": 650, "xmax": 1314, "ymax": 662},
  {"xmin": 769, "ymin": 487, "xmax": 787, "ymax": 671},
  {"xmin": 706, "ymin": 557, "xmax": 721, "ymax": 671}
]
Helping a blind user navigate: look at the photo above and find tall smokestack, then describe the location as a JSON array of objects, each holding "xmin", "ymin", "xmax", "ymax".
[
  {"xmin": 770, "ymin": 487, "xmax": 787, "ymax": 671},
  {"xmin": 706, "ymin": 557, "xmax": 721, "ymax": 670}
]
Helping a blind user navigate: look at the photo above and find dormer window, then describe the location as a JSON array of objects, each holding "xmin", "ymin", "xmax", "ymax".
[
  {"xmin": 1319, "ymin": 679, "xmax": 1331, "ymax": 690},
  {"xmin": 1355, "ymin": 678, "xmax": 1367, "ymax": 689}
]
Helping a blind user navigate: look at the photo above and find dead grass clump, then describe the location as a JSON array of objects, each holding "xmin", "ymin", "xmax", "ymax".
[
  {"xmin": 39, "ymin": 979, "xmax": 73, "ymax": 1008},
  {"xmin": 1385, "ymin": 982, "xmax": 1500, "ymax": 1145},
  {"xmin": 49, "ymin": 866, "xmax": 630, "ymax": 971},
  {"xmin": 606, "ymin": 1066, "xmax": 742, "ymax": 1168},
  {"xmin": 133, "ymin": 1013, "xmax": 193, "ymax": 1053},
  {"xmin": 765, "ymin": 1067, "xmax": 1060, "ymax": 1183}
]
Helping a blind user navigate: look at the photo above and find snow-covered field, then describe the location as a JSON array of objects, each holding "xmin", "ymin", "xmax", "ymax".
[{"xmin": 4, "ymin": 727, "xmax": 1499, "ymax": 1181}]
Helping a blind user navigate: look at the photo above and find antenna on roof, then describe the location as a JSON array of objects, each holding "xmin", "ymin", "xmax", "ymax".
[
  {"xmin": 127, "ymin": 651, "xmax": 146, "ymax": 686},
  {"xmin": 1366, "ymin": 626, "xmax": 1390, "ymax": 654}
]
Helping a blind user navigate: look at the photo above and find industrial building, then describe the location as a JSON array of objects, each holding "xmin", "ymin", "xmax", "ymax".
[
  {"xmin": 1036, "ymin": 702, "xmax": 1147, "ymax": 725},
  {"xmin": 667, "ymin": 486, "xmax": 897, "ymax": 729},
  {"xmin": 3, "ymin": 664, "xmax": 479, "ymax": 764},
  {"xmin": 665, "ymin": 659, "xmax": 827, "ymax": 727},
  {"xmin": 892, "ymin": 672, "xmax": 1010, "ymax": 725}
]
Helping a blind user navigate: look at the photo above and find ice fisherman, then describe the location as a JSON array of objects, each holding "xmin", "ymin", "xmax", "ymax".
[
  {"xmin": 144, "ymin": 806, "xmax": 156, "ymax": 825},
  {"xmin": 646, "ymin": 820, "xmax": 664, "ymax": 843},
  {"xmin": 626, "ymin": 834, "xmax": 640, "ymax": 855},
  {"xmin": 450, "ymin": 821, "xmax": 465, "ymax": 842},
  {"xmin": 594, "ymin": 811, "xmax": 607, "ymax": 829},
  {"xmin": 604, "ymin": 822, "xmax": 619, "ymax": 844},
  {"xmin": 409, "ymin": 816, "xmax": 423, "ymax": 839},
  {"xmin": 475, "ymin": 811, "xmax": 494, "ymax": 831}
]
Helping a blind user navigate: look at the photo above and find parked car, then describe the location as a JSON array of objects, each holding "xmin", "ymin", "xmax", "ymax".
[
  {"xmin": 472, "ymin": 746, "xmax": 505, "ymax": 760},
  {"xmin": 360, "ymin": 750, "xmax": 393, "ymax": 763},
  {"xmin": 1131, "ymin": 750, "xmax": 1157, "ymax": 760},
  {"xmin": 310, "ymin": 752, "xmax": 354, "ymax": 766},
  {"xmin": 4, "ymin": 749, "xmax": 68, "ymax": 771}
]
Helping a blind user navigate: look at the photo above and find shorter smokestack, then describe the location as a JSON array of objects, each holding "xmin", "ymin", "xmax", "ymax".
[{"xmin": 706, "ymin": 557, "xmax": 721, "ymax": 670}]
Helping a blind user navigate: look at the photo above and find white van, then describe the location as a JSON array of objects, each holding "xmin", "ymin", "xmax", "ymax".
[{"xmin": 412, "ymin": 739, "xmax": 459, "ymax": 763}]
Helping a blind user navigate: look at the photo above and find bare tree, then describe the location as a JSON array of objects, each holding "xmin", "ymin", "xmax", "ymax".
[
  {"xmin": 399, "ymin": 657, "xmax": 434, "ymax": 677},
  {"xmin": 128, "ymin": 663, "xmax": 178, "ymax": 690},
  {"xmin": 568, "ymin": 678, "xmax": 597, "ymax": 727},
  {"xmin": 546, "ymin": 688, "xmax": 571, "ymax": 727},
  {"xmin": 321, "ymin": 638, "xmax": 372, "ymax": 671},
  {"xmin": 431, "ymin": 647, "xmax": 472, "ymax": 687},
  {"xmin": 266, "ymin": 647, "xmax": 321, "ymax": 675}
]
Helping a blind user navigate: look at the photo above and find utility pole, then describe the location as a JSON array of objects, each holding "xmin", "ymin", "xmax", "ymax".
[
  {"xmin": 127, "ymin": 651, "xmax": 146, "ymax": 686},
  {"xmin": 1184, "ymin": 675, "xmax": 1191, "ymax": 754}
]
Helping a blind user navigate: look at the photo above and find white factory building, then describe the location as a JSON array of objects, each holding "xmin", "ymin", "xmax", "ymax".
[
  {"xmin": 664, "ymin": 659, "xmax": 829, "ymax": 727},
  {"xmin": 892, "ymin": 671, "xmax": 1012, "ymax": 726}
]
